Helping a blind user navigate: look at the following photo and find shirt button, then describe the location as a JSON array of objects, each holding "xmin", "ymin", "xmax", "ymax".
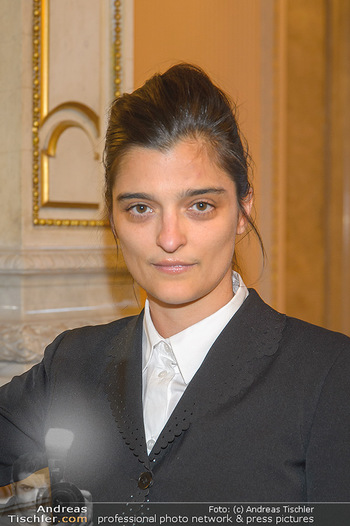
[
  {"xmin": 147, "ymin": 439, "xmax": 155, "ymax": 450},
  {"xmin": 158, "ymin": 370, "xmax": 167, "ymax": 378},
  {"xmin": 138, "ymin": 471, "xmax": 153, "ymax": 490}
]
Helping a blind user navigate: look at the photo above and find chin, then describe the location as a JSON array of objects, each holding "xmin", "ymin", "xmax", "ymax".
[{"xmin": 148, "ymin": 287, "xmax": 204, "ymax": 307}]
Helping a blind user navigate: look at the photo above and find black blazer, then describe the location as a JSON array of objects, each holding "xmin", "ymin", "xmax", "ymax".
[{"xmin": 0, "ymin": 290, "xmax": 349, "ymax": 502}]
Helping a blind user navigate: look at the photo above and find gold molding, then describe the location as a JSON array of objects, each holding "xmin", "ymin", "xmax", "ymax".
[
  {"xmin": 114, "ymin": 0, "xmax": 122, "ymax": 98},
  {"xmin": 41, "ymin": 102, "xmax": 100, "ymax": 132},
  {"xmin": 32, "ymin": 0, "xmax": 122, "ymax": 227},
  {"xmin": 40, "ymin": 0, "xmax": 49, "ymax": 120},
  {"xmin": 44, "ymin": 122, "xmax": 98, "ymax": 159}
]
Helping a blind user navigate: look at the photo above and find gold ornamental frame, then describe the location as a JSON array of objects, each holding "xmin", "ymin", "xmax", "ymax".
[{"xmin": 32, "ymin": 0, "xmax": 122, "ymax": 227}]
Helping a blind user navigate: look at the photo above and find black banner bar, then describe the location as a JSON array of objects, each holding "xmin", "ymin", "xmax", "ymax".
[{"xmin": 93, "ymin": 503, "xmax": 350, "ymax": 526}]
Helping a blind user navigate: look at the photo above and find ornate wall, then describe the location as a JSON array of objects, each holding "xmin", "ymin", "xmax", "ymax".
[
  {"xmin": 0, "ymin": 0, "xmax": 349, "ymax": 385},
  {"xmin": 0, "ymin": 0, "xmax": 138, "ymax": 384}
]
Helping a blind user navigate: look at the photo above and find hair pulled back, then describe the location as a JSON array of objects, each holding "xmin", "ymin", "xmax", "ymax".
[{"xmin": 104, "ymin": 63, "xmax": 262, "ymax": 248}]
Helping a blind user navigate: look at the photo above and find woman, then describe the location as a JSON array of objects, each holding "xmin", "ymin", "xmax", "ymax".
[{"xmin": 0, "ymin": 64, "xmax": 349, "ymax": 503}]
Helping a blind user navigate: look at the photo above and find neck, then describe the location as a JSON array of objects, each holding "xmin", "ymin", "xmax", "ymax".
[{"xmin": 148, "ymin": 286, "xmax": 234, "ymax": 338}]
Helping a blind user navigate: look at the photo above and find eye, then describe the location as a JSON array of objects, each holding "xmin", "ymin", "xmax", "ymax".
[
  {"xmin": 19, "ymin": 484, "xmax": 33, "ymax": 492},
  {"xmin": 190, "ymin": 201, "xmax": 214, "ymax": 212},
  {"xmin": 128, "ymin": 204, "xmax": 152, "ymax": 215}
]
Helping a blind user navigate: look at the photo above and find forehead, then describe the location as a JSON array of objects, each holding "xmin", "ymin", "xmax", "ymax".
[
  {"xmin": 16, "ymin": 473, "xmax": 47, "ymax": 488},
  {"xmin": 114, "ymin": 139, "xmax": 235, "ymax": 193}
]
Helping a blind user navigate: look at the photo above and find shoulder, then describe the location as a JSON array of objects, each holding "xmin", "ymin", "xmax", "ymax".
[
  {"xmin": 283, "ymin": 314, "xmax": 350, "ymax": 351},
  {"xmin": 51, "ymin": 313, "xmax": 140, "ymax": 346},
  {"xmin": 246, "ymin": 288, "xmax": 350, "ymax": 368},
  {"xmin": 247, "ymin": 288, "xmax": 349, "ymax": 343},
  {"xmin": 42, "ymin": 313, "xmax": 142, "ymax": 373}
]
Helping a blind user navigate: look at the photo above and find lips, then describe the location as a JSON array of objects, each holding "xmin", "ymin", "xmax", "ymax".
[{"xmin": 152, "ymin": 260, "xmax": 196, "ymax": 274}]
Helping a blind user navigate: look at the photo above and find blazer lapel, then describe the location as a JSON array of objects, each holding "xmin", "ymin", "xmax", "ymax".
[
  {"xmin": 104, "ymin": 291, "xmax": 286, "ymax": 464},
  {"xmin": 104, "ymin": 313, "xmax": 150, "ymax": 468},
  {"xmin": 150, "ymin": 290, "xmax": 286, "ymax": 458}
]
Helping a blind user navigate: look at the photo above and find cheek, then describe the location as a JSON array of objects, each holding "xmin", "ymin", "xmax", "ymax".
[
  {"xmin": 117, "ymin": 229, "xmax": 145, "ymax": 257},
  {"xmin": 18, "ymin": 489, "xmax": 36, "ymax": 501},
  {"xmin": 206, "ymin": 218, "xmax": 238, "ymax": 253}
]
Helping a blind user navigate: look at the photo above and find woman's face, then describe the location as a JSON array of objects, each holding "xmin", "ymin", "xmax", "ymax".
[{"xmin": 112, "ymin": 139, "xmax": 250, "ymax": 312}]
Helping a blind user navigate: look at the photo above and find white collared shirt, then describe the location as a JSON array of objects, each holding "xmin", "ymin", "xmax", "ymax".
[{"xmin": 142, "ymin": 272, "xmax": 248, "ymax": 453}]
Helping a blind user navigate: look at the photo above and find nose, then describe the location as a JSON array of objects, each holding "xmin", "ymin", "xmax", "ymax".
[{"xmin": 156, "ymin": 212, "xmax": 186, "ymax": 253}]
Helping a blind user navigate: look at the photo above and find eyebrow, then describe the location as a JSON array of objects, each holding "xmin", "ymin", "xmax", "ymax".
[
  {"xmin": 181, "ymin": 187, "xmax": 226, "ymax": 198},
  {"xmin": 116, "ymin": 188, "xmax": 227, "ymax": 202},
  {"xmin": 117, "ymin": 192, "xmax": 153, "ymax": 202}
]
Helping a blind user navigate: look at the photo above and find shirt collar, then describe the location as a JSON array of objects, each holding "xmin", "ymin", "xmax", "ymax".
[{"xmin": 143, "ymin": 272, "xmax": 248, "ymax": 384}]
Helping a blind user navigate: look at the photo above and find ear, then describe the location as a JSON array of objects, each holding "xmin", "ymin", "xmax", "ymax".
[{"xmin": 236, "ymin": 189, "xmax": 253, "ymax": 235}]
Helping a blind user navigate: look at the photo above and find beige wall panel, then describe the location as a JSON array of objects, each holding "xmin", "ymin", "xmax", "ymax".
[
  {"xmin": 285, "ymin": 0, "xmax": 327, "ymax": 326},
  {"xmin": 0, "ymin": 0, "xmax": 25, "ymax": 247},
  {"xmin": 279, "ymin": 0, "xmax": 350, "ymax": 333},
  {"xmin": 326, "ymin": 0, "xmax": 350, "ymax": 334},
  {"xmin": 47, "ymin": 128, "xmax": 100, "ymax": 205},
  {"xmin": 31, "ymin": 0, "xmax": 107, "ymax": 229},
  {"xmin": 49, "ymin": 0, "xmax": 102, "ymax": 113}
]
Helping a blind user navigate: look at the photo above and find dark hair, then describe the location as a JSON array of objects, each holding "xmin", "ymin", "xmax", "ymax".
[
  {"xmin": 12, "ymin": 453, "xmax": 47, "ymax": 483},
  {"xmin": 104, "ymin": 63, "xmax": 263, "ymax": 255}
]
